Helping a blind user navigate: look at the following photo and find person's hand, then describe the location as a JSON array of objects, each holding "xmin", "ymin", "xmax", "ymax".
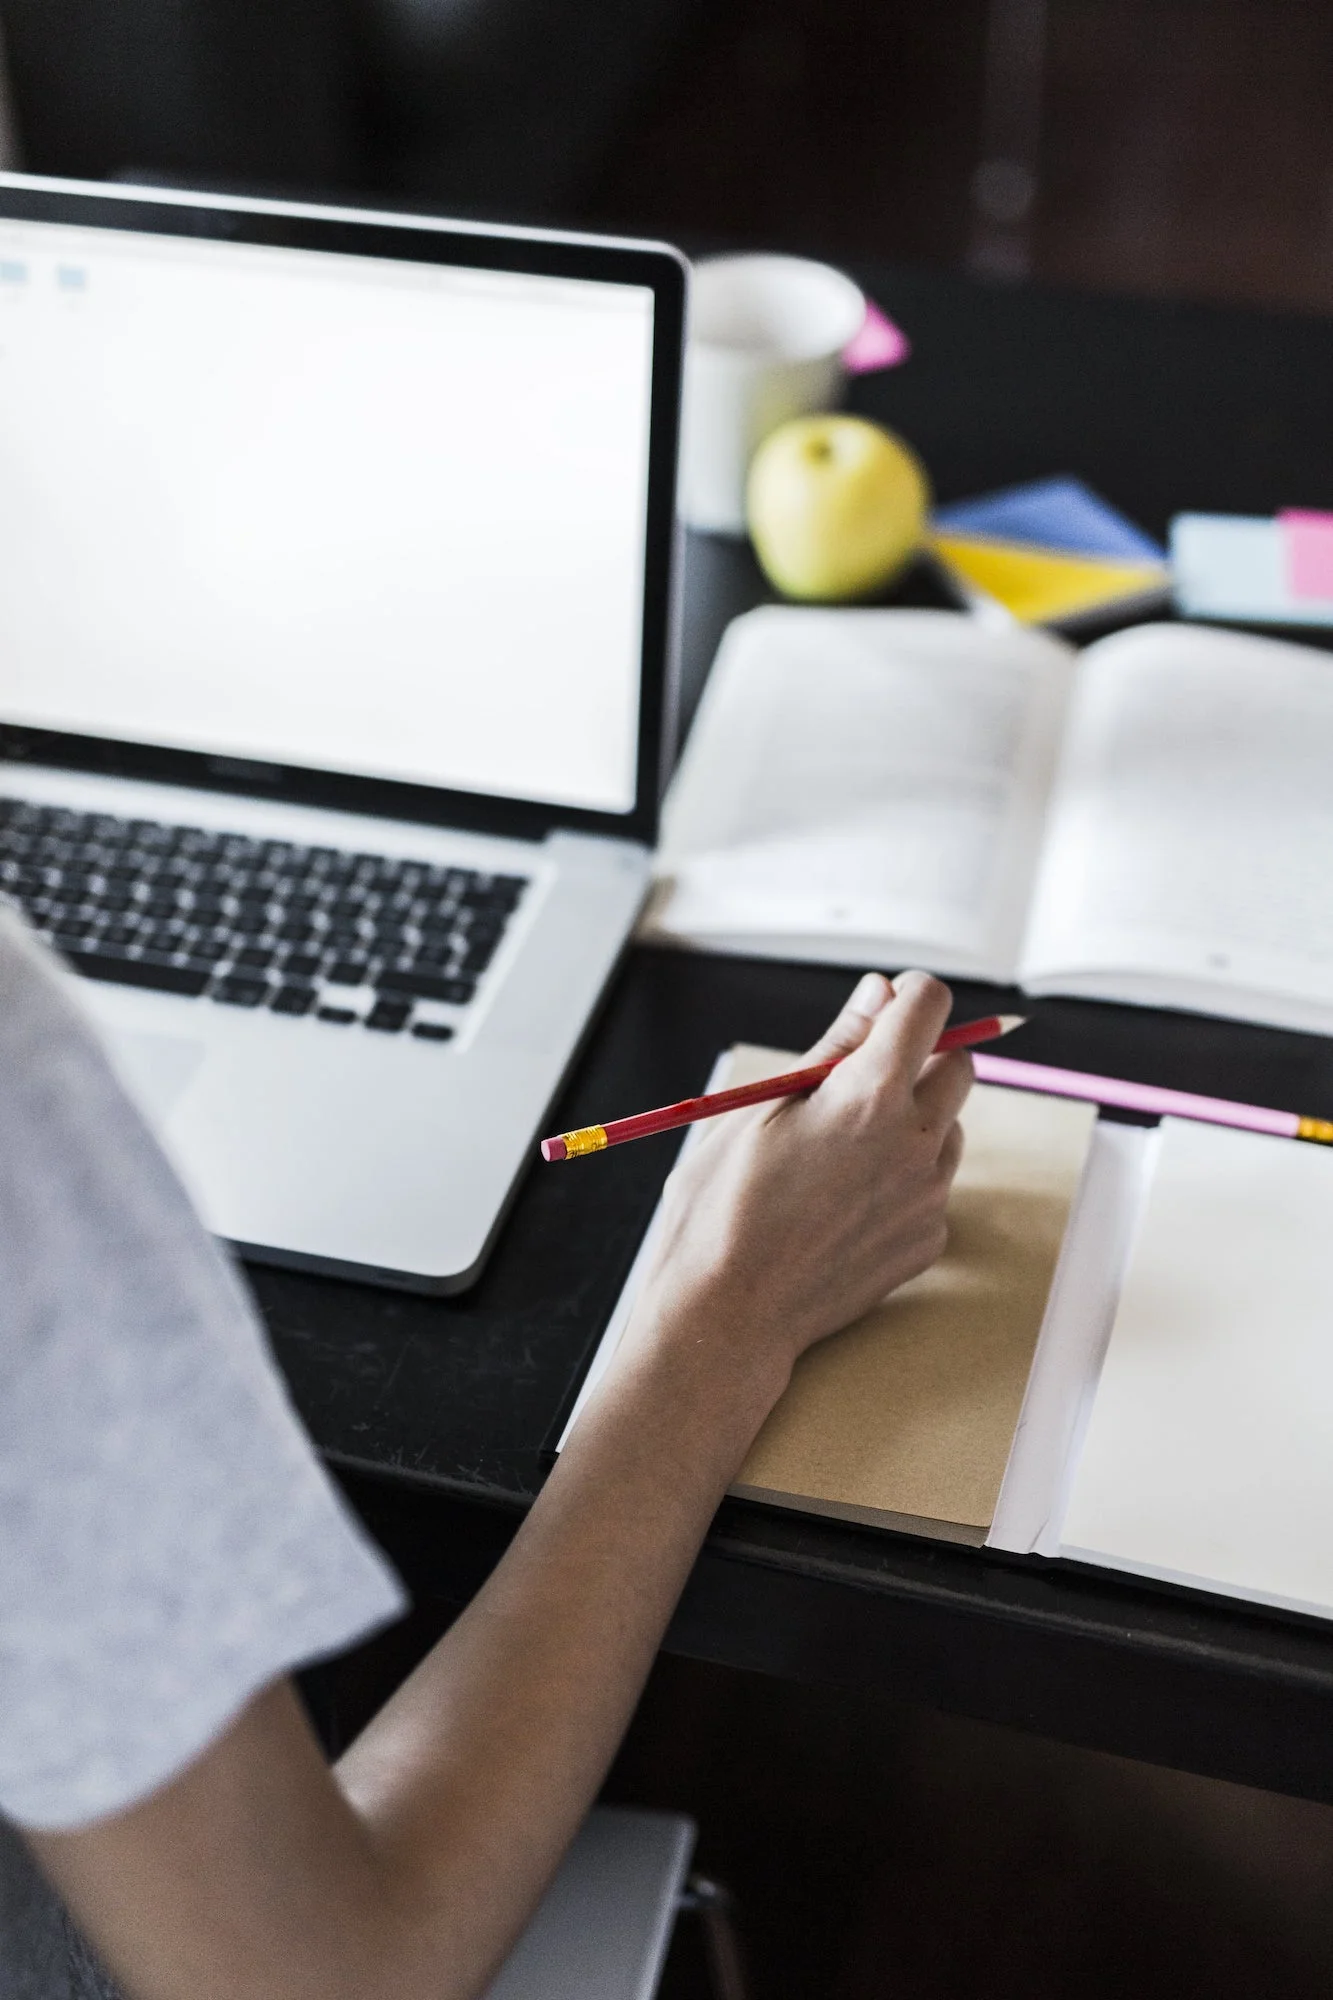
[{"xmin": 620, "ymin": 969, "xmax": 972, "ymax": 1420}]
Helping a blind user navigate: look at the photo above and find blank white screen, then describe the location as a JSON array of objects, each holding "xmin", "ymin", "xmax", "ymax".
[{"xmin": 0, "ymin": 217, "xmax": 655, "ymax": 814}]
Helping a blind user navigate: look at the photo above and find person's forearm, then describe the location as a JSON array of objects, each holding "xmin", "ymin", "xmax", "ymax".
[
  {"xmin": 335, "ymin": 1299, "xmax": 779, "ymax": 2000},
  {"xmin": 34, "ymin": 976, "xmax": 965, "ymax": 2000}
]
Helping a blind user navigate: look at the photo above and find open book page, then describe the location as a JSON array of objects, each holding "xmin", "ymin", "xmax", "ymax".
[
  {"xmin": 1019, "ymin": 624, "xmax": 1333, "ymax": 1032},
  {"xmin": 724, "ymin": 1047, "xmax": 1097, "ymax": 1540},
  {"xmin": 642, "ymin": 608, "xmax": 1075, "ymax": 981},
  {"xmin": 1058, "ymin": 1118, "xmax": 1333, "ymax": 1621}
]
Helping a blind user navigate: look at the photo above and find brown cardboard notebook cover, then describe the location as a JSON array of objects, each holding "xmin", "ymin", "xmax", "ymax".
[{"xmin": 726, "ymin": 1046, "xmax": 1097, "ymax": 1544}]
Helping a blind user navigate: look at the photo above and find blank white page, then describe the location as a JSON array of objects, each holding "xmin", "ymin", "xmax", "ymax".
[
  {"xmin": 644, "ymin": 607, "xmax": 1073, "ymax": 979},
  {"xmin": 1060, "ymin": 1117, "xmax": 1333, "ymax": 1619},
  {"xmin": 1020, "ymin": 623, "xmax": 1333, "ymax": 1029}
]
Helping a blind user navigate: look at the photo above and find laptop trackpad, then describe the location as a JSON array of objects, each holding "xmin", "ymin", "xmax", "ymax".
[{"xmin": 105, "ymin": 1029, "xmax": 206, "ymax": 1126}]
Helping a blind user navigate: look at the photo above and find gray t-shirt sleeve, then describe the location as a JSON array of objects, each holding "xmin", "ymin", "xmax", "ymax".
[{"xmin": 0, "ymin": 909, "xmax": 407, "ymax": 1831}]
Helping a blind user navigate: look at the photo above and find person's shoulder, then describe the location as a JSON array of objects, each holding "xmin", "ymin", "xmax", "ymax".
[
  {"xmin": 0, "ymin": 906, "xmax": 98, "ymax": 1072},
  {"xmin": 0, "ymin": 904, "xmax": 66, "ymax": 1004},
  {"xmin": 1, "ymin": 901, "xmax": 44, "ymax": 967}
]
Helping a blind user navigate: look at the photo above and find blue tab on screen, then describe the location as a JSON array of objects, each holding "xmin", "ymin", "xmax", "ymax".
[{"xmin": 934, "ymin": 477, "xmax": 1166, "ymax": 563}]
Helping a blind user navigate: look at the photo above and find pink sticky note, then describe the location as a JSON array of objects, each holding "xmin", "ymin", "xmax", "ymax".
[
  {"xmin": 1280, "ymin": 509, "xmax": 1333, "ymax": 601},
  {"xmin": 842, "ymin": 300, "xmax": 911, "ymax": 373}
]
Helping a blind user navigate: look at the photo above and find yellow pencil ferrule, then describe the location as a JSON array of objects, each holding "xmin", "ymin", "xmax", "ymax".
[
  {"xmin": 1297, "ymin": 1116, "xmax": 1333, "ymax": 1144},
  {"xmin": 561, "ymin": 1125, "xmax": 609, "ymax": 1158}
]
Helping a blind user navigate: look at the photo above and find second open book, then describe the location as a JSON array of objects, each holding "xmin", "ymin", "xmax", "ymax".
[
  {"xmin": 561, "ymin": 1050, "xmax": 1333, "ymax": 1624},
  {"xmin": 643, "ymin": 609, "xmax": 1333, "ymax": 1036}
]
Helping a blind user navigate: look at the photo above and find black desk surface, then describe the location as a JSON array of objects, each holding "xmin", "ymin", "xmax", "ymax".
[{"xmin": 254, "ymin": 260, "xmax": 1333, "ymax": 1805}]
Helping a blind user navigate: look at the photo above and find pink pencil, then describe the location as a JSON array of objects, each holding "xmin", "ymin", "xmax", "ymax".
[{"xmin": 973, "ymin": 1052, "xmax": 1333, "ymax": 1144}]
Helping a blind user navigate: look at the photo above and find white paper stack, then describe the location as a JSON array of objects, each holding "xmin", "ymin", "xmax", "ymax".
[{"xmin": 1056, "ymin": 1118, "xmax": 1333, "ymax": 1619}]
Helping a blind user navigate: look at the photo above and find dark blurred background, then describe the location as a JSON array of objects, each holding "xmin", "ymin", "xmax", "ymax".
[{"xmin": 4, "ymin": 0, "xmax": 1333, "ymax": 312}]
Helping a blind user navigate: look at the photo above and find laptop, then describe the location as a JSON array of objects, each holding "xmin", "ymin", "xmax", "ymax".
[{"xmin": 0, "ymin": 174, "xmax": 686, "ymax": 1292}]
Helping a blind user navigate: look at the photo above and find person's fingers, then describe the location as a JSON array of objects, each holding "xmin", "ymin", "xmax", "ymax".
[
  {"xmin": 828, "ymin": 969, "xmax": 953, "ymax": 1104},
  {"xmin": 801, "ymin": 970, "xmax": 894, "ymax": 1066},
  {"xmin": 688, "ymin": 972, "xmax": 894, "ymax": 1161},
  {"xmin": 914, "ymin": 1048, "xmax": 975, "ymax": 1134},
  {"xmin": 935, "ymin": 1117, "xmax": 965, "ymax": 1187}
]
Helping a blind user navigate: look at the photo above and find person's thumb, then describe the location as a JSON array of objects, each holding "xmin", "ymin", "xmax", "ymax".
[{"xmin": 802, "ymin": 971, "xmax": 894, "ymax": 1067}]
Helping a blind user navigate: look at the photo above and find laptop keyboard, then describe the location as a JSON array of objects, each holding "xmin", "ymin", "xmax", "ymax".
[{"xmin": 0, "ymin": 797, "xmax": 529, "ymax": 1041}]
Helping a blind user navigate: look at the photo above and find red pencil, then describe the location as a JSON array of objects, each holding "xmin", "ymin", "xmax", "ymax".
[{"xmin": 540, "ymin": 1012, "xmax": 1025, "ymax": 1162}]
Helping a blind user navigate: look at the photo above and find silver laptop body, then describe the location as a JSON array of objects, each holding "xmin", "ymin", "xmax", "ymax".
[{"xmin": 0, "ymin": 175, "xmax": 686, "ymax": 1291}]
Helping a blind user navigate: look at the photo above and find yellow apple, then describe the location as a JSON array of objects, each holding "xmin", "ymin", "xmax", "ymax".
[{"xmin": 745, "ymin": 415, "xmax": 930, "ymax": 601}]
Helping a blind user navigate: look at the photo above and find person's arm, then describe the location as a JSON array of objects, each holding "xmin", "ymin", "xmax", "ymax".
[{"xmin": 30, "ymin": 970, "xmax": 970, "ymax": 2000}]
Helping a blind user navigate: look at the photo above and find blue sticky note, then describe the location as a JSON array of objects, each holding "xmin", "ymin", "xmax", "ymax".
[{"xmin": 934, "ymin": 477, "xmax": 1166, "ymax": 564}]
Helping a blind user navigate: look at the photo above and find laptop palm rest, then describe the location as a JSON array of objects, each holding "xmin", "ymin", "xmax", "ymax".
[{"xmin": 105, "ymin": 1027, "xmax": 207, "ymax": 1123}]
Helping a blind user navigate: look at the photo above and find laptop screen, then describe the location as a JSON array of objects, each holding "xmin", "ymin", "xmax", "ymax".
[{"xmin": 0, "ymin": 214, "xmax": 657, "ymax": 818}]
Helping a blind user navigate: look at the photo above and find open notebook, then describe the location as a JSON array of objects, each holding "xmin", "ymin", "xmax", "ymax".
[
  {"xmin": 642, "ymin": 609, "xmax": 1333, "ymax": 1036},
  {"xmin": 560, "ymin": 1047, "xmax": 1333, "ymax": 1623}
]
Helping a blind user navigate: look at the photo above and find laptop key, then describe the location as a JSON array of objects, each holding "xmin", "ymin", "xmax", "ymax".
[
  {"xmin": 63, "ymin": 948, "xmax": 211, "ymax": 997},
  {"xmin": 214, "ymin": 976, "xmax": 268, "ymax": 1007},
  {"xmin": 138, "ymin": 923, "xmax": 186, "ymax": 953},
  {"xmin": 365, "ymin": 999, "xmax": 411, "ymax": 1033},
  {"xmin": 327, "ymin": 958, "xmax": 371, "ymax": 986},
  {"xmin": 378, "ymin": 970, "xmax": 476, "ymax": 1005},
  {"xmin": 316, "ymin": 1005, "xmax": 357, "ymax": 1025},
  {"xmin": 283, "ymin": 951, "xmax": 323, "ymax": 979},
  {"xmin": 460, "ymin": 938, "xmax": 501, "ymax": 974},
  {"xmin": 271, "ymin": 984, "xmax": 318, "ymax": 1016},
  {"xmin": 410, "ymin": 1021, "xmax": 455, "ymax": 1042}
]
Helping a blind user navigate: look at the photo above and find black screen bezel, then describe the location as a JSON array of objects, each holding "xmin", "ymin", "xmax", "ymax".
[{"xmin": 0, "ymin": 181, "xmax": 685, "ymax": 849}]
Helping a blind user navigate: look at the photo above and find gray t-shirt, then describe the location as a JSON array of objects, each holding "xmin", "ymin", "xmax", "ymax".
[{"xmin": 0, "ymin": 908, "xmax": 407, "ymax": 1996}]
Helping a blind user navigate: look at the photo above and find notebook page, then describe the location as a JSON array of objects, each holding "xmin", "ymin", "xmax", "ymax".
[
  {"xmin": 1059, "ymin": 1118, "xmax": 1333, "ymax": 1620},
  {"xmin": 1020, "ymin": 624, "xmax": 1333, "ymax": 1031},
  {"xmin": 987, "ymin": 1119, "xmax": 1153, "ymax": 1557},
  {"xmin": 643, "ymin": 608, "xmax": 1074, "ymax": 980},
  {"xmin": 734, "ymin": 1065, "xmax": 1096, "ymax": 1534}
]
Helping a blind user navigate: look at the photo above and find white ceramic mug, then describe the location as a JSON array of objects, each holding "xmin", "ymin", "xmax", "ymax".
[{"xmin": 680, "ymin": 253, "xmax": 868, "ymax": 536}]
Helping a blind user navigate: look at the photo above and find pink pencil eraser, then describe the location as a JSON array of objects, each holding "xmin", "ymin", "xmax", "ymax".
[
  {"xmin": 1280, "ymin": 509, "xmax": 1333, "ymax": 601},
  {"xmin": 843, "ymin": 300, "xmax": 911, "ymax": 374},
  {"xmin": 541, "ymin": 1136, "xmax": 567, "ymax": 1163}
]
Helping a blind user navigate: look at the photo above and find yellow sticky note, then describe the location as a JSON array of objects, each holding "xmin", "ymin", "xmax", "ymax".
[{"xmin": 933, "ymin": 532, "xmax": 1168, "ymax": 626}]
